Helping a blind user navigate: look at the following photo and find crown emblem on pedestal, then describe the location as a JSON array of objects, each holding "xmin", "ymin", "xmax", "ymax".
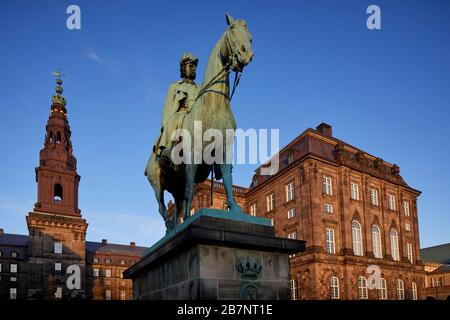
[{"xmin": 235, "ymin": 256, "xmax": 262, "ymax": 279}]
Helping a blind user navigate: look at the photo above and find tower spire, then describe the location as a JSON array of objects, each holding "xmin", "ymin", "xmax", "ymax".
[
  {"xmin": 50, "ymin": 67, "xmax": 67, "ymax": 117},
  {"xmin": 33, "ymin": 69, "xmax": 81, "ymax": 216}
]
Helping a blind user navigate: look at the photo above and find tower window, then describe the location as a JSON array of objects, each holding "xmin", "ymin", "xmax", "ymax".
[
  {"xmin": 56, "ymin": 131, "xmax": 61, "ymax": 144},
  {"xmin": 54, "ymin": 184, "xmax": 63, "ymax": 202},
  {"xmin": 49, "ymin": 131, "xmax": 54, "ymax": 143}
]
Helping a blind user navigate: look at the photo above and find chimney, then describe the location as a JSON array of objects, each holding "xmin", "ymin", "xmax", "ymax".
[
  {"xmin": 101, "ymin": 239, "xmax": 107, "ymax": 245},
  {"xmin": 0, "ymin": 228, "xmax": 4, "ymax": 236},
  {"xmin": 130, "ymin": 242, "xmax": 136, "ymax": 247},
  {"xmin": 316, "ymin": 123, "xmax": 332, "ymax": 137}
]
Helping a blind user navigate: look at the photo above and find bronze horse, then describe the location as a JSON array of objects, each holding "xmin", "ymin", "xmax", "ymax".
[{"xmin": 145, "ymin": 14, "xmax": 254, "ymax": 231}]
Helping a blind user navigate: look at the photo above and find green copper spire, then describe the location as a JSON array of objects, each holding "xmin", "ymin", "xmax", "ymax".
[{"xmin": 51, "ymin": 67, "xmax": 67, "ymax": 107}]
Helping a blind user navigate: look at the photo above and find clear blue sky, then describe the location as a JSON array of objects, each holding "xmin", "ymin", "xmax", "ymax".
[{"xmin": 0, "ymin": 0, "xmax": 449, "ymax": 248}]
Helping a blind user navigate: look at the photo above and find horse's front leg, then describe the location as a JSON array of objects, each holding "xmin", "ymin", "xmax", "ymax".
[
  {"xmin": 184, "ymin": 164, "xmax": 195, "ymax": 220},
  {"xmin": 219, "ymin": 163, "xmax": 244, "ymax": 215}
]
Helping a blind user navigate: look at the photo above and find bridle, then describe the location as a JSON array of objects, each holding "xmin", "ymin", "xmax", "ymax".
[{"xmin": 195, "ymin": 27, "xmax": 243, "ymax": 102}]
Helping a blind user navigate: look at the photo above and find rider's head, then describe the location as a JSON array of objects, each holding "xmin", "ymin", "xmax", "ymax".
[{"xmin": 180, "ymin": 52, "xmax": 198, "ymax": 81}]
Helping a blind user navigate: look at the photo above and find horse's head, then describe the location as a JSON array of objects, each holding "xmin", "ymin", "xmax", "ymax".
[{"xmin": 224, "ymin": 14, "xmax": 254, "ymax": 72}]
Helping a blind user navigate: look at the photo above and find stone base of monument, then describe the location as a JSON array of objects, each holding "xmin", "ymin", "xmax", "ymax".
[{"xmin": 123, "ymin": 208, "xmax": 305, "ymax": 300}]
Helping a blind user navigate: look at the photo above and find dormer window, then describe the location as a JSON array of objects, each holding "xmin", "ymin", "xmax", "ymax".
[
  {"xmin": 287, "ymin": 150, "xmax": 294, "ymax": 165},
  {"xmin": 54, "ymin": 184, "xmax": 63, "ymax": 202}
]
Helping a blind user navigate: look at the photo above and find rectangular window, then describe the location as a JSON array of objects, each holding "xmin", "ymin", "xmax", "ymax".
[
  {"xmin": 412, "ymin": 282, "xmax": 418, "ymax": 300},
  {"xmin": 106, "ymin": 290, "xmax": 112, "ymax": 300},
  {"xmin": 54, "ymin": 241, "xmax": 62, "ymax": 254},
  {"xmin": 105, "ymin": 269, "xmax": 112, "ymax": 278},
  {"xmin": 407, "ymin": 243, "xmax": 414, "ymax": 264},
  {"xmin": 350, "ymin": 182, "xmax": 359, "ymax": 200},
  {"xmin": 286, "ymin": 182, "xmax": 295, "ymax": 202},
  {"xmin": 10, "ymin": 263, "xmax": 17, "ymax": 273},
  {"xmin": 93, "ymin": 257, "xmax": 99, "ymax": 263},
  {"xmin": 405, "ymin": 223, "xmax": 411, "ymax": 232},
  {"xmin": 323, "ymin": 176, "xmax": 332, "ymax": 195},
  {"xmin": 250, "ymin": 203, "xmax": 257, "ymax": 216},
  {"xmin": 120, "ymin": 290, "xmax": 126, "ymax": 300},
  {"xmin": 9, "ymin": 288, "xmax": 17, "ymax": 300},
  {"xmin": 403, "ymin": 201, "xmax": 410, "ymax": 216},
  {"xmin": 0, "ymin": 263, "xmax": 2, "ymax": 273},
  {"xmin": 120, "ymin": 271, "xmax": 124, "ymax": 279},
  {"xmin": 288, "ymin": 231, "xmax": 297, "ymax": 240},
  {"xmin": 324, "ymin": 203, "xmax": 333, "ymax": 213},
  {"xmin": 326, "ymin": 229, "xmax": 335, "ymax": 254},
  {"xmin": 55, "ymin": 263, "xmax": 62, "ymax": 271},
  {"xmin": 93, "ymin": 268, "xmax": 99, "ymax": 277},
  {"xmin": 370, "ymin": 188, "xmax": 379, "ymax": 206},
  {"xmin": 388, "ymin": 194, "xmax": 396, "ymax": 210},
  {"xmin": 287, "ymin": 208, "xmax": 296, "ymax": 219},
  {"xmin": 55, "ymin": 287, "xmax": 62, "ymax": 299},
  {"xmin": 290, "ymin": 279, "xmax": 298, "ymax": 300},
  {"xmin": 10, "ymin": 276, "xmax": 17, "ymax": 282},
  {"xmin": 266, "ymin": 193, "xmax": 275, "ymax": 212},
  {"xmin": 11, "ymin": 251, "xmax": 17, "ymax": 258}
]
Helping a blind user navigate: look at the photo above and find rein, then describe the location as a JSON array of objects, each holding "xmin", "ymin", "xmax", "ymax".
[{"xmin": 195, "ymin": 31, "xmax": 243, "ymax": 102}]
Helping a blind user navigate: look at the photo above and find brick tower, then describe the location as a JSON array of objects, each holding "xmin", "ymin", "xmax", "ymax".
[{"xmin": 26, "ymin": 71, "xmax": 88, "ymax": 299}]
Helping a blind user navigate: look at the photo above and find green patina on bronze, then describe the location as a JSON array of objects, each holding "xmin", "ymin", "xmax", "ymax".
[{"xmin": 144, "ymin": 14, "xmax": 255, "ymax": 232}]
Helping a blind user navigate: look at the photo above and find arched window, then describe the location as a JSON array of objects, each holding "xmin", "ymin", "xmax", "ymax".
[
  {"xmin": 54, "ymin": 184, "xmax": 63, "ymax": 202},
  {"xmin": 358, "ymin": 276, "xmax": 368, "ymax": 299},
  {"xmin": 49, "ymin": 131, "xmax": 54, "ymax": 143},
  {"xmin": 330, "ymin": 276, "xmax": 340, "ymax": 299},
  {"xmin": 412, "ymin": 282, "xmax": 418, "ymax": 300},
  {"xmin": 352, "ymin": 221, "xmax": 363, "ymax": 256},
  {"xmin": 379, "ymin": 278, "xmax": 387, "ymax": 299},
  {"xmin": 372, "ymin": 225, "xmax": 383, "ymax": 258},
  {"xmin": 396, "ymin": 279, "xmax": 405, "ymax": 300},
  {"xmin": 56, "ymin": 131, "xmax": 61, "ymax": 144},
  {"xmin": 390, "ymin": 229, "xmax": 400, "ymax": 261}
]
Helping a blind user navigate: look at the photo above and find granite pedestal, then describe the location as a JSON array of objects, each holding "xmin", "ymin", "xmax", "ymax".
[{"xmin": 123, "ymin": 209, "xmax": 305, "ymax": 300}]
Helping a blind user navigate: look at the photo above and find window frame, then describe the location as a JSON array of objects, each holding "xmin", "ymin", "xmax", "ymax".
[
  {"xmin": 286, "ymin": 182, "xmax": 295, "ymax": 202},
  {"xmin": 350, "ymin": 182, "xmax": 359, "ymax": 200},
  {"xmin": 352, "ymin": 221, "xmax": 363, "ymax": 256},
  {"xmin": 370, "ymin": 188, "xmax": 379, "ymax": 206},
  {"xmin": 266, "ymin": 193, "xmax": 275, "ymax": 212},
  {"xmin": 379, "ymin": 278, "xmax": 388, "ymax": 300},
  {"xmin": 326, "ymin": 228, "xmax": 336, "ymax": 254},
  {"xmin": 10, "ymin": 263, "xmax": 17, "ymax": 273},
  {"xmin": 330, "ymin": 276, "xmax": 340, "ymax": 299},
  {"xmin": 250, "ymin": 203, "xmax": 257, "ymax": 216},
  {"xmin": 388, "ymin": 194, "xmax": 396, "ymax": 211},
  {"xmin": 372, "ymin": 225, "xmax": 383, "ymax": 259},
  {"xmin": 403, "ymin": 201, "xmax": 410, "ymax": 216},
  {"xmin": 324, "ymin": 203, "xmax": 333, "ymax": 214},
  {"xmin": 323, "ymin": 176, "xmax": 333, "ymax": 195},
  {"xmin": 357, "ymin": 276, "xmax": 368, "ymax": 299},
  {"xmin": 9, "ymin": 288, "xmax": 17, "ymax": 300},
  {"xmin": 54, "ymin": 241, "xmax": 63, "ymax": 254},
  {"xmin": 390, "ymin": 229, "xmax": 400, "ymax": 261},
  {"xmin": 412, "ymin": 282, "xmax": 418, "ymax": 300},
  {"xmin": 287, "ymin": 208, "xmax": 296, "ymax": 219},
  {"xmin": 396, "ymin": 279, "xmax": 405, "ymax": 300},
  {"xmin": 407, "ymin": 243, "xmax": 414, "ymax": 264}
]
